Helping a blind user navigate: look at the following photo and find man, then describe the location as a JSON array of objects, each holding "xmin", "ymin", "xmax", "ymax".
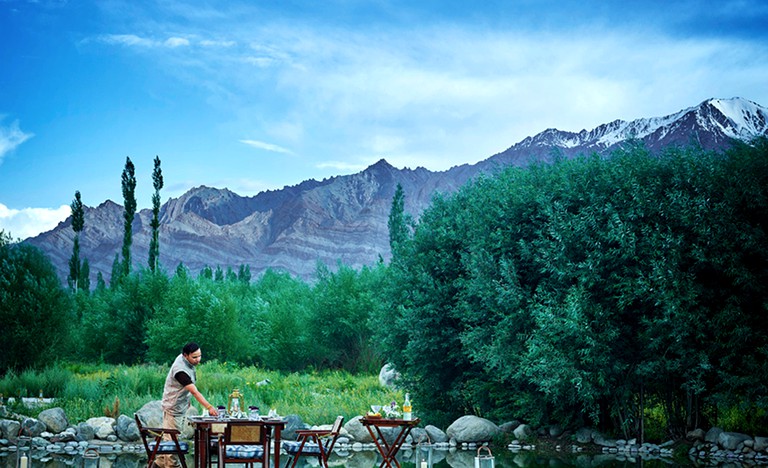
[{"xmin": 159, "ymin": 342, "xmax": 218, "ymax": 468}]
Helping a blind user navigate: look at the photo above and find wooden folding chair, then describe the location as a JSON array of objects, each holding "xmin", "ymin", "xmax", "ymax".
[
  {"xmin": 217, "ymin": 421, "xmax": 269, "ymax": 468},
  {"xmin": 134, "ymin": 413, "xmax": 189, "ymax": 468},
  {"xmin": 283, "ymin": 415, "xmax": 344, "ymax": 468}
]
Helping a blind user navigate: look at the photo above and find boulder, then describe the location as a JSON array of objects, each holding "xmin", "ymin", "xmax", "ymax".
[
  {"xmin": 755, "ymin": 436, "xmax": 768, "ymax": 452},
  {"xmin": 549, "ymin": 424, "xmax": 564, "ymax": 437},
  {"xmin": 0, "ymin": 419, "xmax": 21, "ymax": 443},
  {"xmin": 687, "ymin": 428, "xmax": 706, "ymax": 441},
  {"xmin": 22, "ymin": 418, "xmax": 47, "ymax": 437},
  {"xmin": 76, "ymin": 422, "xmax": 96, "ymax": 441},
  {"xmin": 575, "ymin": 427, "xmax": 593, "ymax": 444},
  {"xmin": 115, "ymin": 414, "xmax": 140, "ymax": 441},
  {"xmin": 344, "ymin": 416, "xmax": 373, "ymax": 443},
  {"xmin": 718, "ymin": 432, "xmax": 751, "ymax": 451},
  {"xmin": 705, "ymin": 427, "xmax": 723, "ymax": 444},
  {"xmin": 86, "ymin": 417, "xmax": 116, "ymax": 439},
  {"xmin": 498, "ymin": 421, "xmax": 521, "ymax": 433},
  {"xmin": 446, "ymin": 415, "xmax": 499, "ymax": 443},
  {"xmin": 37, "ymin": 407, "xmax": 69, "ymax": 434},
  {"xmin": 378, "ymin": 364, "xmax": 400, "ymax": 388},
  {"xmin": 513, "ymin": 424, "xmax": 533, "ymax": 441},
  {"xmin": 135, "ymin": 400, "xmax": 198, "ymax": 439},
  {"xmin": 411, "ymin": 427, "xmax": 428, "ymax": 444},
  {"xmin": 281, "ymin": 414, "xmax": 308, "ymax": 441},
  {"xmin": 593, "ymin": 433, "xmax": 617, "ymax": 447},
  {"xmin": 425, "ymin": 425, "xmax": 448, "ymax": 443}
]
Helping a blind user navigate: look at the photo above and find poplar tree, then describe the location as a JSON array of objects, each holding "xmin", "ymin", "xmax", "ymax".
[
  {"xmin": 68, "ymin": 190, "xmax": 85, "ymax": 291},
  {"xmin": 120, "ymin": 157, "xmax": 137, "ymax": 278},
  {"xmin": 148, "ymin": 156, "xmax": 163, "ymax": 272}
]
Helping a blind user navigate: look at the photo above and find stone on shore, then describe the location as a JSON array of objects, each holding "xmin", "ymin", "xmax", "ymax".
[
  {"xmin": 38, "ymin": 407, "xmax": 69, "ymax": 433},
  {"xmin": 446, "ymin": 415, "xmax": 499, "ymax": 443}
]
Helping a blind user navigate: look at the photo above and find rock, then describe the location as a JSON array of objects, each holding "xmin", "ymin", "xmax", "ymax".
[
  {"xmin": 687, "ymin": 428, "xmax": 706, "ymax": 441},
  {"xmin": 37, "ymin": 407, "xmax": 69, "ymax": 433},
  {"xmin": 115, "ymin": 415, "xmax": 139, "ymax": 442},
  {"xmin": 593, "ymin": 433, "xmax": 617, "ymax": 448},
  {"xmin": 135, "ymin": 400, "xmax": 198, "ymax": 439},
  {"xmin": 446, "ymin": 415, "xmax": 499, "ymax": 443},
  {"xmin": 755, "ymin": 436, "xmax": 768, "ymax": 452},
  {"xmin": 575, "ymin": 428, "xmax": 593, "ymax": 444},
  {"xmin": 22, "ymin": 418, "xmax": 47, "ymax": 437},
  {"xmin": 498, "ymin": 421, "xmax": 518, "ymax": 433},
  {"xmin": 410, "ymin": 427, "xmax": 428, "ymax": 444},
  {"xmin": 76, "ymin": 422, "xmax": 96, "ymax": 441},
  {"xmin": 281, "ymin": 414, "xmax": 307, "ymax": 441},
  {"xmin": 378, "ymin": 364, "xmax": 400, "ymax": 388},
  {"xmin": 513, "ymin": 424, "xmax": 533, "ymax": 441},
  {"xmin": 705, "ymin": 427, "xmax": 723, "ymax": 443},
  {"xmin": 718, "ymin": 432, "xmax": 752, "ymax": 451},
  {"xmin": 344, "ymin": 416, "xmax": 373, "ymax": 443},
  {"xmin": 425, "ymin": 425, "xmax": 448, "ymax": 443},
  {"xmin": 86, "ymin": 417, "xmax": 116, "ymax": 440},
  {"xmin": 549, "ymin": 424, "xmax": 564, "ymax": 437}
]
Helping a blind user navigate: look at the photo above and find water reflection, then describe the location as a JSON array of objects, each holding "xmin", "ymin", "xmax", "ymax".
[{"xmin": 0, "ymin": 449, "xmax": 730, "ymax": 468}]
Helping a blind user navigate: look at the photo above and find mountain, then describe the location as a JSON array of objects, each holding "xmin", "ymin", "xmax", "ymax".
[{"xmin": 26, "ymin": 97, "xmax": 768, "ymax": 283}]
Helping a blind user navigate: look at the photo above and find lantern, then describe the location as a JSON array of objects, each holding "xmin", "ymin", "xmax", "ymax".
[
  {"xmin": 474, "ymin": 446, "xmax": 494, "ymax": 468},
  {"xmin": 415, "ymin": 434, "xmax": 433, "ymax": 468},
  {"xmin": 227, "ymin": 388, "xmax": 246, "ymax": 418},
  {"xmin": 17, "ymin": 436, "xmax": 31, "ymax": 468},
  {"xmin": 82, "ymin": 448, "xmax": 100, "ymax": 468}
]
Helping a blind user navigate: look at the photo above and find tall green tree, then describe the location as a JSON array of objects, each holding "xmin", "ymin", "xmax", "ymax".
[
  {"xmin": 68, "ymin": 190, "xmax": 85, "ymax": 291},
  {"xmin": 387, "ymin": 183, "xmax": 412, "ymax": 259},
  {"xmin": 120, "ymin": 156, "xmax": 137, "ymax": 279},
  {"xmin": 0, "ymin": 234, "xmax": 73, "ymax": 370},
  {"xmin": 148, "ymin": 156, "xmax": 163, "ymax": 272}
]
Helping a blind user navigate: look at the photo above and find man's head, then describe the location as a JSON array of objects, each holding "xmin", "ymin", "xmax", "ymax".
[{"xmin": 182, "ymin": 342, "xmax": 202, "ymax": 366}]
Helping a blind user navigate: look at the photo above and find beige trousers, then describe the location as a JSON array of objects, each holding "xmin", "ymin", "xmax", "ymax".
[{"xmin": 157, "ymin": 411, "xmax": 187, "ymax": 468}]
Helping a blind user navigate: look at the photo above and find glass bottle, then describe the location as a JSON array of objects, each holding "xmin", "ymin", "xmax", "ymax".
[{"xmin": 403, "ymin": 393, "xmax": 412, "ymax": 420}]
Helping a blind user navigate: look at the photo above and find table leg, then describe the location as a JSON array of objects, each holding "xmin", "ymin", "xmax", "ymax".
[
  {"xmin": 365, "ymin": 425, "xmax": 406, "ymax": 468},
  {"xmin": 273, "ymin": 424, "xmax": 282, "ymax": 468}
]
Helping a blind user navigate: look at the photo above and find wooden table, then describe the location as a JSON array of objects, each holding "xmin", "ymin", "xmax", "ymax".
[
  {"xmin": 188, "ymin": 416, "xmax": 286, "ymax": 468},
  {"xmin": 361, "ymin": 417, "xmax": 421, "ymax": 468}
]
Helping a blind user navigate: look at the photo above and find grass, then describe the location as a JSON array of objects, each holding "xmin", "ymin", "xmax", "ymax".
[{"xmin": 0, "ymin": 361, "xmax": 401, "ymax": 426}]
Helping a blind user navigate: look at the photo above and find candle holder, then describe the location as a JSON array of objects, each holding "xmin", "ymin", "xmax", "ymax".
[
  {"xmin": 416, "ymin": 434, "xmax": 433, "ymax": 468},
  {"xmin": 474, "ymin": 446, "xmax": 495, "ymax": 468},
  {"xmin": 17, "ymin": 435, "xmax": 31, "ymax": 468},
  {"xmin": 82, "ymin": 448, "xmax": 100, "ymax": 468}
]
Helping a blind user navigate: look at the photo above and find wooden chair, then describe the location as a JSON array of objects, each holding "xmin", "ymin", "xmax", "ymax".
[
  {"xmin": 282, "ymin": 415, "xmax": 344, "ymax": 468},
  {"xmin": 217, "ymin": 420, "xmax": 269, "ymax": 468},
  {"xmin": 207, "ymin": 422, "xmax": 227, "ymax": 468},
  {"xmin": 134, "ymin": 413, "xmax": 189, "ymax": 468}
]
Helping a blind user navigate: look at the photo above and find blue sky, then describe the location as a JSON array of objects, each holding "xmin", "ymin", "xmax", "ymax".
[{"xmin": 1, "ymin": 0, "xmax": 767, "ymax": 240}]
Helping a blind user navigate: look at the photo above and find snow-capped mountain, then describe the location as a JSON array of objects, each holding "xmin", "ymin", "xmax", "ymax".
[
  {"xmin": 27, "ymin": 97, "xmax": 768, "ymax": 283},
  {"xmin": 489, "ymin": 97, "xmax": 768, "ymax": 168}
]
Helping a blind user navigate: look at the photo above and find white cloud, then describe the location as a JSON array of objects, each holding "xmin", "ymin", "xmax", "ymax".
[
  {"xmin": 165, "ymin": 37, "xmax": 190, "ymax": 47},
  {"xmin": 98, "ymin": 34, "xmax": 155, "ymax": 47},
  {"xmin": 239, "ymin": 139, "xmax": 293, "ymax": 154},
  {"xmin": 0, "ymin": 203, "xmax": 70, "ymax": 240},
  {"xmin": 0, "ymin": 118, "xmax": 34, "ymax": 165}
]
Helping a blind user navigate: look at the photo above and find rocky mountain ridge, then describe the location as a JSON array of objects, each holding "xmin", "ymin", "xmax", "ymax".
[{"xmin": 26, "ymin": 97, "xmax": 768, "ymax": 283}]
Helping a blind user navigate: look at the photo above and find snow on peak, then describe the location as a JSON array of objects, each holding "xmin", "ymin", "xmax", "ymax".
[{"xmin": 588, "ymin": 97, "xmax": 767, "ymax": 147}]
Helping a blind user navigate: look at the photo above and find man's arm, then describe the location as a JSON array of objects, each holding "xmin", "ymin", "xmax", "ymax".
[{"xmin": 184, "ymin": 383, "xmax": 218, "ymax": 416}]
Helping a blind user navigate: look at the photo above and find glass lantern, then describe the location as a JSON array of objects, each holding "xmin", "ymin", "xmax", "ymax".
[
  {"xmin": 227, "ymin": 388, "xmax": 245, "ymax": 418},
  {"xmin": 474, "ymin": 446, "xmax": 495, "ymax": 468},
  {"xmin": 82, "ymin": 448, "xmax": 100, "ymax": 468},
  {"xmin": 415, "ymin": 434, "xmax": 433, "ymax": 468},
  {"xmin": 17, "ymin": 436, "xmax": 31, "ymax": 468}
]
